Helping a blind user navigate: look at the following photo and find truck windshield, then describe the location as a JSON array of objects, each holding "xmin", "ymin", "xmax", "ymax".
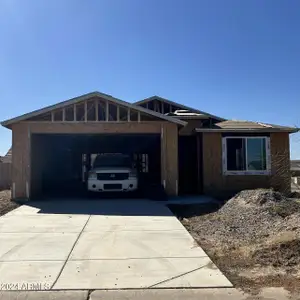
[{"xmin": 93, "ymin": 155, "xmax": 131, "ymax": 168}]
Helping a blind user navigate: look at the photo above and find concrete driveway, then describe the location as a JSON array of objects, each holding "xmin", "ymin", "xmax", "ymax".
[{"xmin": 0, "ymin": 200, "xmax": 232, "ymax": 290}]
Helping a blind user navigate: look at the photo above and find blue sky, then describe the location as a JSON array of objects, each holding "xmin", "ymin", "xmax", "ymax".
[{"xmin": 0, "ymin": 0, "xmax": 299, "ymax": 158}]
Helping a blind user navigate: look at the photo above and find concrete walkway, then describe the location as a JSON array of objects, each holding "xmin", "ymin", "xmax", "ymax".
[{"xmin": 0, "ymin": 200, "xmax": 232, "ymax": 290}]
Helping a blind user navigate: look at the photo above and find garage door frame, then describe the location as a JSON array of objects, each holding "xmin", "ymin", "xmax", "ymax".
[{"xmin": 12, "ymin": 121, "xmax": 178, "ymax": 199}]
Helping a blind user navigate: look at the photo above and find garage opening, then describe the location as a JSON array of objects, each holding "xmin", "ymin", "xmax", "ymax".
[{"xmin": 31, "ymin": 134, "xmax": 161, "ymax": 199}]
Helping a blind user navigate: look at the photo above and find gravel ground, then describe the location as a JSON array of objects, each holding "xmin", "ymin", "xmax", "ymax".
[
  {"xmin": 188, "ymin": 189, "xmax": 300, "ymax": 246},
  {"xmin": 0, "ymin": 190, "xmax": 19, "ymax": 216},
  {"xmin": 169, "ymin": 189, "xmax": 300, "ymax": 293}
]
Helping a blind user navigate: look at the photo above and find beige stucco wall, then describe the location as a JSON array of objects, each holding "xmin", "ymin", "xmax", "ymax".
[
  {"xmin": 202, "ymin": 132, "xmax": 291, "ymax": 197},
  {"xmin": 11, "ymin": 121, "xmax": 179, "ymax": 199}
]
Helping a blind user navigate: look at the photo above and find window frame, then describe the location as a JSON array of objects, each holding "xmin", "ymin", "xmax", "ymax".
[{"xmin": 222, "ymin": 136, "xmax": 271, "ymax": 175}]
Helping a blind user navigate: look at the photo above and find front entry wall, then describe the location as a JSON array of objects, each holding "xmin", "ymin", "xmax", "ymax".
[{"xmin": 11, "ymin": 122, "xmax": 179, "ymax": 199}]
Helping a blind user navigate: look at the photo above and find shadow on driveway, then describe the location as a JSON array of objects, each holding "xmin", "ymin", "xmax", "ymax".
[{"xmin": 21, "ymin": 199, "xmax": 173, "ymax": 216}]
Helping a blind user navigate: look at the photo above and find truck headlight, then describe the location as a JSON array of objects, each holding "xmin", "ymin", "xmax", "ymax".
[
  {"xmin": 88, "ymin": 172, "xmax": 97, "ymax": 179},
  {"xmin": 129, "ymin": 171, "xmax": 137, "ymax": 179}
]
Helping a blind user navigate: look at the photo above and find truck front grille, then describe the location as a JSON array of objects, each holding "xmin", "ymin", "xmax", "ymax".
[{"xmin": 97, "ymin": 173, "xmax": 129, "ymax": 181}]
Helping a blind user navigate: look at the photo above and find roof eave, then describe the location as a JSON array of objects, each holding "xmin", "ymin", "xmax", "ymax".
[{"xmin": 195, "ymin": 128, "xmax": 299, "ymax": 133}]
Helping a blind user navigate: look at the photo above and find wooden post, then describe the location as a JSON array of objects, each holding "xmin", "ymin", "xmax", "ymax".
[
  {"xmin": 161, "ymin": 124, "xmax": 178, "ymax": 196},
  {"xmin": 127, "ymin": 108, "xmax": 131, "ymax": 122},
  {"xmin": 117, "ymin": 106, "xmax": 120, "ymax": 121},
  {"xmin": 106, "ymin": 101, "xmax": 109, "ymax": 121},
  {"xmin": 12, "ymin": 124, "xmax": 31, "ymax": 199},
  {"xmin": 62, "ymin": 108, "xmax": 66, "ymax": 121},
  {"xmin": 95, "ymin": 99, "xmax": 99, "ymax": 121},
  {"xmin": 84, "ymin": 102, "xmax": 87, "ymax": 122}
]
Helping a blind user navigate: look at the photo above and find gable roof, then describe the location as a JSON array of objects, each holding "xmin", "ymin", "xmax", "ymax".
[
  {"xmin": 134, "ymin": 96, "xmax": 226, "ymax": 121},
  {"xmin": 1, "ymin": 92, "xmax": 187, "ymax": 128},
  {"xmin": 195, "ymin": 120, "xmax": 299, "ymax": 133}
]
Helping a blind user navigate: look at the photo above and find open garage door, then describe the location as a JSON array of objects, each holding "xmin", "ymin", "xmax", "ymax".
[{"xmin": 30, "ymin": 134, "xmax": 161, "ymax": 199}]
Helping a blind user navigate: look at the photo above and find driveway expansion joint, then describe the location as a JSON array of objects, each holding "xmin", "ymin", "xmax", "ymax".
[
  {"xmin": 50, "ymin": 215, "xmax": 92, "ymax": 289},
  {"xmin": 147, "ymin": 265, "xmax": 207, "ymax": 288}
]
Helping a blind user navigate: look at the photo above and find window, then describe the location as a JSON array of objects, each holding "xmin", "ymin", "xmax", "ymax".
[{"xmin": 222, "ymin": 137, "xmax": 271, "ymax": 175}]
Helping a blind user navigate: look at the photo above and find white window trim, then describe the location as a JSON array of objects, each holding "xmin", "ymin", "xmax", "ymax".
[{"xmin": 222, "ymin": 136, "xmax": 271, "ymax": 176}]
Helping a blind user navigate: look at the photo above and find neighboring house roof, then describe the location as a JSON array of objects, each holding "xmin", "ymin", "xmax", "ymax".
[
  {"xmin": 0, "ymin": 147, "xmax": 12, "ymax": 163},
  {"xmin": 195, "ymin": 120, "xmax": 299, "ymax": 133},
  {"xmin": 291, "ymin": 160, "xmax": 300, "ymax": 172},
  {"xmin": 134, "ymin": 96, "xmax": 226, "ymax": 121},
  {"xmin": 1, "ymin": 92, "xmax": 187, "ymax": 128}
]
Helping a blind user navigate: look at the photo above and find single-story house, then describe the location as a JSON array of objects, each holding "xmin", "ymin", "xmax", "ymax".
[{"xmin": 1, "ymin": 91, "xmax": 298, "ymax": 200}]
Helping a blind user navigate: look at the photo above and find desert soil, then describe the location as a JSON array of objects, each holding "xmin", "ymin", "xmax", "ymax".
[{"xmin": 169, "ymin": 189, "xmax": 300, "ymax": 294}]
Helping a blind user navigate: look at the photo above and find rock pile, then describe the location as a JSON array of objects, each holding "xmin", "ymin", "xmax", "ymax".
[{"xmin": 186, "ymin": 189, "xmax": 300, "ymax": 246}]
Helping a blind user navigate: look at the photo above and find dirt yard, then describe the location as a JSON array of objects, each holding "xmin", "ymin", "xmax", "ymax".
[
  {"xmin": 0, "ymin": 190, "xmax": 19, "ymax": 216},
  {"xmin": 169, "ymin": 189, "xmax": 300, "ymax": 294}
]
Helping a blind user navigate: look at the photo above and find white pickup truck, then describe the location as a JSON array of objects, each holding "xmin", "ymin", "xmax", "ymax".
[{"xmin": 87, "ymin": 154, "xmax": 138, "ymax": 193}]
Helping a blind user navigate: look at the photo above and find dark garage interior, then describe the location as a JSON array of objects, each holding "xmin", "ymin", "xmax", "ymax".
[
  {"xmin": 30, "ymin": 133, "xmax": 161, "ymax": 199},
  {"xmin": 178, "ymin": 135, "xmax": 201, "ymax": 195}
]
